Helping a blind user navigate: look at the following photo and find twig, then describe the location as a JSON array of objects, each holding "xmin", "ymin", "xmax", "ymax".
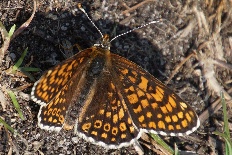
[
  {"xmin": 11, "ymin": 0, "xmax": 37, "ymax": 40},
  {"xmin": 165, "ymin": 52, "xmax": 197, "ymax": 84},
  {"xmin": 199, "ymin": 88, "xmax": 232, "ymax": 124},
  {"xmin": 122, "ymin": 0, "xmax": 155, "ymax": 15}
]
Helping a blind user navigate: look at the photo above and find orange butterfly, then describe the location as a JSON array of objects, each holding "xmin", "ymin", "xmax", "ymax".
[{"xmin": 31, "ymin": 3, "xmax": 200, "ymax": 149}]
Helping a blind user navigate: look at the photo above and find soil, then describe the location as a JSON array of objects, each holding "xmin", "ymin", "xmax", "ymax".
[{"xmin": 0, "ymin": 0, "xmax": 232, "ymax": 155}]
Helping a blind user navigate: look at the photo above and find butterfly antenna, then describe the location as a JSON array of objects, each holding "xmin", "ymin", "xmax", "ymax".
[
  {"xmin": 110, "ymin": 19, "xmax": 162, "ymax": 43},
  {"xmin": 78, "ymin": 3, "xmax": 104, "ymax": 38}
]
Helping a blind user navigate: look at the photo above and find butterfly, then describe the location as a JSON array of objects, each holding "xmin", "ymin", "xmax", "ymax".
[{"xmin": 31, "ymin": 3, "xmax": 200, "ymax": 149}]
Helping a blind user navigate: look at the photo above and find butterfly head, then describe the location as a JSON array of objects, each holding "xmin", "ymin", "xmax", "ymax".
[{"xmin": 94, "ymin": 34, "xmax": 111, "ymax": 50}]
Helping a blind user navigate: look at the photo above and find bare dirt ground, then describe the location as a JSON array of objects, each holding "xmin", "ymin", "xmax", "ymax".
[{"xmin": 0, "ymin": 0, "xmax": 232, "ymax": 154}]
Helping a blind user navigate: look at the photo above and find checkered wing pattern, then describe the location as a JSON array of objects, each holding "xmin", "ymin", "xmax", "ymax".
[
  {"xmin": 31, "ymin": 3, "xmax": 200, "ymax": 150},
  {"xmin": 112, "ymin": 54, "xmax": 200, "ymax": 136},
  {"xmin": 74, "ymin": 53, "xmax": 199, "ymax": 148},
  {"xmin": 76, "ymin": 70, "xmax": 140, "ymax": 148},
  {"xmin": 31, "ymin": 49, "xmax": 92, "ymax": 130},
  {"xmin": 31, "ymin": 43, "xmax": 199, "ymax": 149},
  {"xmin": 111, "ymin": 54, "xmax": 199, "ymax": 136}
]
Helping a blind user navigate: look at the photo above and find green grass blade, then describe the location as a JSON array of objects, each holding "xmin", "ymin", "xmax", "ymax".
[
  {"xmin": 150, "ymin": 133, "xmax": 174, "ymax": 154},
  {"xmin": 18, "ymin": 67, "xmax": 36, "ymax": 82},
  {"xmin": 214, "ymin": 92, "xmax": 232, "ymax": 155},
  {"xmin": 20, "ymin": 67, "xmax": 41, "ymax": 72},
  {"xmin": 0, "ymin": 21, "xmax": 9, "ymax": 38},
  {"xmin": 225, "ymin": 138, "xmax": 232, "ymax": 155},
  {"xmin": 214, "ymin": 131, "xmax": 232, "ymax": 155},
  {"xmin": 174, "ymin": 143, "xmax": 179, "ymax": 155},
  {"xmin": 0, "ymin": 117, "xmax": 15, "ymax": 133},
  {"xmin": 7, "ymin": 90, "xmax": 25, "ymax": 120},
  {"xmin": 221, "ymin": 92, "xmax": 232, "ymax": 155},
  {"xmin": 221, "ymin": 92, "xmax": 230, "ymax": 139},
  {"xmin": 12, "ymin": 47, "xmax": 28, "ymax": 73},
  {"xmin": 8, "ymin": 24, "xmax": 16, "ymax": 37}
]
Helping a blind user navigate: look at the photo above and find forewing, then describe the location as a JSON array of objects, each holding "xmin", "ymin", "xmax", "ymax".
[
  {"xmin": 111, "ymin": 53, "xmax": 200, "ymax": 136},
  {"xmin": 31, "ymin": 49, "xmax": 92, "ymax": 130},
  {"xmin": 31, "ymin": 49, "xmax": 92, "ymax": 105}
]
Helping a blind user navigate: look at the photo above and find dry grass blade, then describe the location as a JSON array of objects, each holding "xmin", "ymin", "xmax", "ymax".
[
  {"xmin": 122, "ymin": 0, "xmax": 155, "ymax": 15},
  {"xmin": 0, "ymin": 85, "xmax": 7, "ymax": 111},
  {"xmin": 165, "ymin": 52, "xmax": 197, "ymax": 85},
  {"xmin": 10, "ymin": 0, "xmax": 37, "ymax": 40},
  {"xmin": 0, "ymin": 23, "xmax": 15, "ymax": 66},
  {"xmin": 0, "ymin": 0, "xmax": 37, "ymax": 66},
  {"xmin": 199, "ymin": 88, "xmax": 232, "ymax": 123}
]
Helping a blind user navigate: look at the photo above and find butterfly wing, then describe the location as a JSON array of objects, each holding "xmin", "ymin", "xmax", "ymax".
[
  {"xmin": 75, "ymin": 52, "xmax": 199, "ymax": 149},
  {"xmin": 32, "ymin": 46, "xmax": 199, "ymax": 148},
  {"xmin": 31, "ymin": 49, "xmax": 93, "ymax": 105},
  {"xmin": 31, "ymin": 48, "xmax": 93, "ymax": 130},
  {"xmin": 111, "ymin": 53, "xmax": 200, "ymax": 136},
  {"xmin": 75, "ymin": 71, "xmax": 140, "ymax": 149}
]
